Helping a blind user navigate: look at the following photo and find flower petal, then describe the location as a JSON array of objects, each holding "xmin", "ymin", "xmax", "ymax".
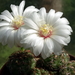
[
  {"xmin": 14, "ymin": 29, "xmax": 22, "ymax": 46},
  {"xmin": 54, "ymin": 18, "xmax": 69, "ymax": 26},
  {"xmin": 33, "ymin": 37, "xmax": 44, "ymax": 56},
  {"xmin": 0, "ymin": 15, "xmax": 11, "ymax": 22},
  {"xmin": 52, "ymin": 39, "xmax": 62, "ymax": 55},
  {"xmin": 51, "ymin": 35, "xmax": 68, "ymax": 45},
  {"xmin": 46, "ymin": 9, "xmax": 55, "ymax": 25},
  {"xmin": 2, "ymin": 29, "xmax": 12, "ymax": 45},
  {"xmin": 54, "ymin": 25, "xmax": 73, "ymax": 32},
  {"xmin": 7, "ymin": 30, "xmax": 15, "ymax": 47},
  {"xmin": 52, "ymin": 11, "xmax": 63, "ymax": 24},
  {"xmin": 41, "ymin": 49, "xmax": 48, "ymax": 59},
  {"xmin": 45, "ymin": 38, "xmax": 54, "ymax": 53},
  {"xmin": 23, "ymin": 6, "xmax": 38, "ymax": 17},
  {"xmin": 39, "ymin": 7, "xmax": 46, "ymax": 21},
  {"xmin": 29, "ymin": 12, "xmax": 41, "ymax": 26},
  {"xmin": 22, "ymin": 34, "xmax": 39, "ymax": 46},
  {"xmin": 43, "ymin": 38, "xmax": 54, "ymax": 57},
  {"xmin": 24, "ymin": 29, "xmax": 38, "ymax": 35},
  {"xmin": 17, "ymin": 29, "xmax": 21, "ymax": 43},
  {"xmin": 10, "ymin": 4, "xmax": 19, "ymax": 16},
  {"xmin": 64, "ymin": 36, "xmax": 70, "ymax": 44},
  {"xmin": 24, "ymin": 18, "xmax": 39, "ymax": 30},
  {"xmin": 0, "ymin": 21, "xmax": 10, "ymax": 26},
  {"xmin": 17, "ymin": 28, "xmax": 24, "ymax": 47},
  {"xmin": 53, "ymin": 29, "xmax": 71, "ymax": 37},
  {"xmin": 19, "ymin": 1, "xmax": 25, "ymax": 16},
  {"xmin": 1, "ymin": 10, "xmax": 13, "ymax": 20},
  {"xmin": 0, "ymin": 27, "xmax": 13, "ymax": 44}
]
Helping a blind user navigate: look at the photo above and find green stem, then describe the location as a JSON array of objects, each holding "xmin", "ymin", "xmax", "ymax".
[{"xmin": 21, "ymin": 47, "xmax": 25, "ymax": 51}]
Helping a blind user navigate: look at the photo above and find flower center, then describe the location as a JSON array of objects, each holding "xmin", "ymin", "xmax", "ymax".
[
  {"xmin": 39, "ymin": 24, "xmax": 53, "ymax": 39},
  {"xmin": 12, "ymin": 16, "xmax": 24, "ymax": 30}
]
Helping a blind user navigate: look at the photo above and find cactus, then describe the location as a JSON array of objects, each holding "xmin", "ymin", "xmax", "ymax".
[
  {"xmin": 31, "ymin": 68, "xmax": 50, "ymax": 75},
  {"xmin": 59, "ymin": 61, "xmax": 75, "ymax": 75},
  {"xmin": 5, "ymin": 50, "xmax": 75, "ymax": 75},
  {"xmin": 31, "ymin": 68, "xmax": 41, "ymax": 75},
  {"xmin": 6, "ymin": 51, "xmax": 36, "ymax": 75},
  {"xmin": 36, "ymin": 51, "xmax": 70, "ymax": 71}
]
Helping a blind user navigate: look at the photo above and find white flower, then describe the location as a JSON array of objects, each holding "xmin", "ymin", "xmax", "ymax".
[
  {"xmin": 21, "ymin": 8, "xmax": 72, "ymax": 59},
  {"xmin": 0, "ymin": 1, "xmax": 38, "ymax": 47}
]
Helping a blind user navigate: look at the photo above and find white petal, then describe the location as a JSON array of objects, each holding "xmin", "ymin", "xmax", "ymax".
[
  {"xmin": 14, "ymin": 30, "xmax": 18, "ymax": 46},
  {"xmin": 0, "ymin": 27, "xmax": 13, "ymax": 42},
  {"xmin": 54, "ymin": 18, "xmax": 69, "ymax": 26},
  {"xmin": 33, "ymin": 37, "xmax": 44, "ymax": 56},
  {"xmin": 19, "ymin": 1, "xmax": 25, "ymax": 16},
  {"xmin": 46, "ymin": 9, "xmax": 55, "ymax": 25},
  {"xmin": 54, "ymin": 24, "xmax": 73, "ymax": 32},
  {"xmin": 29, "ymin": 12, "xmax": 41, "ymax": 26},
  {"xmin": 17, "ymin": 28, "xmax": 24, "ymax": 47},
  {"xmin": 24, "ymin": 29, "xmax": 38, "ymax": 35},
  {"xmin": 53, "ymin": 29, "xmax": 71, "ymax": 37},
  {"xmin": 24, "ymin": 18, "xmax": 39, "ymax": 30},
  {"xmin": 2, "ymin": 29, "xmax": 12, "ymax": 45},
  {"xmin": 7, "ymin": 30, "xmax": 15, "ymax": 47},
  {"xmin": 43, "ymin": 38, "xmax": 53, "ymax": 57},
  {"xmin": 0, "ymin": 15, "xmax": 11, "ymax": 22},
  {"xmin": 17, "ymin": 29, "xmax": 21, "ymax": 41},
  {"xmin": 0, "ymin": 28, "xmax": 7, "ymax": 43},
  {"xmin": 64, "ymin": 36, "xmax": 70, "ymax": 44},
  {"xmin": 22, "ymin": 34, "xmax": 38, "ymax": 46},
  {"xmin": 19, "ymin": 27, "xmax": 26, "ymax": 39},
  {"xmin": 41, "ymin": 43, "xmax": 51, "ymax": 59},
  {"xmin": 16, "ymin": 29, "xmax": 21, "ymax": 45},
  {"xmin": 41, "ymin": 50, "xmax": 48, "ymax": 59},
  {"xmin": 14, "ymin": 29, "xmax": 21, "ymax": 46},
  {"xmin": 23, "ymin": 6, "xmax": 38, "ymax": 17},
  {"xmin": 52, "ymin": 39, "xmax": 63, "ymax": 55},
  {"xmin": 10, "ymin": 4, "xmax": 19, "ymax": 16},
  {"xmin": 51, "ymin": 35, "xmax": 68, "ymax": 45},
  {"xmin": 52, "ymin": 12, "xmax": 63, "ymax": 24},
  {"xmin": 0, "ymin": 21, "xmax": 10, "ymax": 26},
  {"xmin": 45, "ymin": 38, "xmax": 54, "ymax": 53},
  {"xmin": 39, "ymin": 7, "xmax": 46, "ymax": 21},
  {"xmin": 21, "ymin": 34, "xmax": 43, "ymax": 51},
  {"xmin": 1, "ymin": 10, "xmax": 13, "ymax": 20}
]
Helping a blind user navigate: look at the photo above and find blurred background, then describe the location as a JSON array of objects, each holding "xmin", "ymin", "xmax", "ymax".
[{"xmin": 0, "ymin": 0, "xmax": 75, "ymax": 68}]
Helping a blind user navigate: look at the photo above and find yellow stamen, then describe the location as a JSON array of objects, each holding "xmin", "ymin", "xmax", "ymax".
[
  {"xmin": 39, "ymin": 24, "xmax": 53, "ymax": 37},
  {"xmin": 12, "ymin": 16, "xmax": 24, "ymax": 29}
]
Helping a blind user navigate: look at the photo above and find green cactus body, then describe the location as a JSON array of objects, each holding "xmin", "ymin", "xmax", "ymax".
[
  {"xmin": 5, "ymin": 50, "xmax": 75, "ymax": 75},
  {"xmin": 6, "ymin": 51, "xmax": 36, "ymax": 75},
  {"xmin": 60, "ymin": 61, "xmax": 75, "ymax": 75}
]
